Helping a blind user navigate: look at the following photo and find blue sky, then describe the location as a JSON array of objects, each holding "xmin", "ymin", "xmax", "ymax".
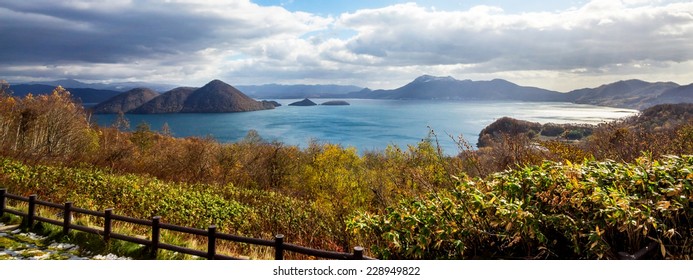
[
  {"xmin": 1, "ymin": 0, "xmax": 692, "ymax": 91},
  {"xmin": 253, "ymin": 0, "xmax": 588, "ymax": 14}
]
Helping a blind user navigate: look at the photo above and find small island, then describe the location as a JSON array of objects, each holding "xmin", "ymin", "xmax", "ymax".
[
  {"xmin": 262, "ymin": 100, "xmax": 281, "ymax": 107},
  {"xmin": 288, "ymin": 98, "xmax": 317, "ymax": 106},
  {"xmin": 321, "ymin": 100, "xmax": 350, "ymax": 106}
]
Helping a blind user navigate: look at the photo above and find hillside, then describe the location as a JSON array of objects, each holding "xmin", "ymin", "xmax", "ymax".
[
  {"xmin": 567, "ymin": 79, "xmax": 681, "ymax": 109},
  {"xmin": 657, "ymin": 83, "xmax": 693, "ymax": 105},
  {"xmin": 180, "ymin": 80, "xmax": 275, "ymax": 113},
  {"xmin": 91, "ymin": 88, "xmax": 159, "ymax": 114},
  {"xmin": 130, "ymin": 87, "xmax": 197, "ymax": 114},
  {"xmin": 0, "ymin": 89, "xmax": 691, "ymax": 259},
  {"xmin": 477, "ymin": 103, "xmax": 693, "ymax": 148}
]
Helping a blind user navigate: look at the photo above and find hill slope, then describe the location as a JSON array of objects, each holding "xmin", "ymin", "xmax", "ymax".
[
  {"xmin": 131, "ymin": 87, "xmax": 197, "ymax": 114},
  {"xmin": 91, "ymin": 88, "xmax": 159, "ymax": 114},
  {"xmin": 567, "ymin": 79, "xmax": 680, "ymax": 109}
]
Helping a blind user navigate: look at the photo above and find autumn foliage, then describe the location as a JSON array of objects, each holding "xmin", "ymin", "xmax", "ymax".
[{"xmin": 0, "ymin": 86, "xmax": 691, "ymax": 259}]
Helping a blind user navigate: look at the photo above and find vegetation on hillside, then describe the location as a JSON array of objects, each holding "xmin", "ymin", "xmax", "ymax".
[
  {"xmin": 0, "ymin": 85, "xmax": 691, "ymax": 259},
  {"xmin": 349, "ymin": 155, "xmax": 693, "ymax": 259}
]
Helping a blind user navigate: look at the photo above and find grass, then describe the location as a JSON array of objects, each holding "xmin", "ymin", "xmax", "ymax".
[{"xmin": 2, "ymin": 205, "xmax": 279, "ymax": 260}]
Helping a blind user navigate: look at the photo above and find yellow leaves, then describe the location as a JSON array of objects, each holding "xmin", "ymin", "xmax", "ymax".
[{"xmin": 656, "ymin": 200, "xmax": 671, "ymax": 211}]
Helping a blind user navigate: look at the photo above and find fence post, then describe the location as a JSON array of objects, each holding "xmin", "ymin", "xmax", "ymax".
[
  {"xmin": 27, "ymin": 194, "xmax": 36, "ymax": 229},
  {"xmin": 104, "ymin": 208, "xmax": 113, "ymax": 243},
  {"xmin": 0, "ymin": 189, "xmax": 6, "ymax": 217},
  {"xmin": 274, "ymin": 234, "xmax": 284, "ymax": 260},
  {"xmin": 207, "ymin": 225, "xmax": 216, "ymax": 260},
  {"xmin": 352, "ymin": 246, "xmax": 364, "ymax": 260},
  {"xmin": 150, "ymin": 216, "xmax": 161, "ymax": 259},
  {"xmin": 62, "ymin": 202, "xmax": 72, "ymax": 235}
]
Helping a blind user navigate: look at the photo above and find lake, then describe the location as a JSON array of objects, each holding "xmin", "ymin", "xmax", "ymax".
[{"xmin": 93, "ymin": 99, "xmax": 639, "ymax": 155}]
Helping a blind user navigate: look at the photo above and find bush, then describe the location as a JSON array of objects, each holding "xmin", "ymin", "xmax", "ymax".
[
  {"xmin": 540, "ymin": 123, "xmax": 565, "ymax": 137},
  {"xmin": 349, "ymin": 155, "xmax": 693, "ymax": 259}
]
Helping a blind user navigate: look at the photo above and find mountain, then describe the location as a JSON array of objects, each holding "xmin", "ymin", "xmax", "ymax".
[
  {"xmin": 352, "ymin": 75, "xmax": 692, "ymax": 109},
  {"xmin": 11, "ymin": 76, "xmax": 693, "ymax": 111},
  {"xmin": 656, "ymin": 83, "xmax": 693, "ymax": 105},
  {"xmin": 131, "ymin": 87, "xmax": 197, "ymax": 114},
  {"xmin": 91, "ymin": 88, "xmax": 159, "ymax": 114},
  {"xmin": 355, "ymin": 75, "xmax": 567, "ymax": 101},
  {"xmin": 130, "ymin": 80, "xmax": 274, "ymax": 114},
  {"xmin": 237, "ymin": 84, "xmax": 364, "ymax": 99},
  {"xmin": 567, "ymin": 79, "xmax": 680, "ymax": 109},
  {"xmin": 180, "ymin": 80, "xmax": 274, "ymax": 113},
  {"xmin": 9, "ymin": 84, "xmax": 122, "ymax": 104}
]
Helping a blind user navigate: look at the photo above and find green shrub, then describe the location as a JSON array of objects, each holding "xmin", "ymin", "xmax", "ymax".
[{"xmin": 349, "ymin": 155, "xmax": 693, "ymax": 259}]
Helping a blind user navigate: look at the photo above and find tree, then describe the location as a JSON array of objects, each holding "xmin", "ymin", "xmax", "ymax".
[
  {"xmin": 0, "ymin": 80, "xmax": 12, "ymax": 96},
  {"xmin": 160, "ymin": 122, "xmax": 172, "ymax": 136},
  {"xmin": 132, "ymin": 121, "xmax": 153, "ymax": 152},
  {"xmin": 112, "ymin": 110, "xmax": 130, "ymax": 131}
]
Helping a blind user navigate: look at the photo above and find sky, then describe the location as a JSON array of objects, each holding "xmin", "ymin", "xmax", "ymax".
[{"xmin": 1, "ymin": 0, "xmax": 692, "ymax": 91}]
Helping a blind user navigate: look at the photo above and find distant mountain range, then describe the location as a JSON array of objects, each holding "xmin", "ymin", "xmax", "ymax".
[
  {"xmin": 9, "ymin": 84, "xmax": 122, "ymax": 104},
  {"xmin": 567, "ymin": 80, "xmax": 683, "ymax": 109},
  {"xmin": 21, "ymin": 79, "xmax": 177, "ymax": 92},
  {"xmin": 351, "ymin": 75, "xmax": 570, "ymax": 102},
  {"xmin": 6, "ymin": 75, "xmax": 693, "ymax": 111},
  {"xmin": 351, "ymin": 75, "xmax": 692, "ymax": 109}
]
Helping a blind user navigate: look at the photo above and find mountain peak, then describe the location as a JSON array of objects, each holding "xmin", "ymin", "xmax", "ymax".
[
  {"xmin": 202, "ymin": 79, "xmax": 231, "ymax": 88},
  {"xmin": 413, "ymin": 75, "xmax": 457, "ymax": 83}
]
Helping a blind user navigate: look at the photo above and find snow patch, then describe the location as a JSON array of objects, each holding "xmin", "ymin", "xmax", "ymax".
[
  {"xmin": 19, "ymin": 232, "xmax": 46, "ymax": 240},
  {"xmin": 48, "ymin": 242, "xmax": 79, "ymax": 251},
  {"xmin": 92, "ymin": 253, "xmax": 131, "ymax": 260}
]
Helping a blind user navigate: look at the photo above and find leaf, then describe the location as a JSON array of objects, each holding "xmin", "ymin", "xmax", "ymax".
[{"xmin": 660, "ymin": 240, "xmax": 666, "ymax": 258}]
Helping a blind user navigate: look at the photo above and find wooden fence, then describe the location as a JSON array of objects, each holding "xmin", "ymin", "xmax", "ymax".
[{"xmin": 0, "ymin": 189, "xmax": 374, "ymax": 260}]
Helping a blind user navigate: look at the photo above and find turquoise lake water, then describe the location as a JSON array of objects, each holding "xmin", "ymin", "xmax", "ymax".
[{"xmin": 93, "ymin": 99, "xmax": 638, "ymax": 154}]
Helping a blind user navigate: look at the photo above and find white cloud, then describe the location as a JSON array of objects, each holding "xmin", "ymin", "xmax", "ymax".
[{"xmin": 1, "ymin": 0, "xmax": 692, "ymax": 91}]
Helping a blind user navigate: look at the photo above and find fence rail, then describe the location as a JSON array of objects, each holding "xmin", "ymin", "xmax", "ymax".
[{"xmin": 0, "ymin": 189, "xmax": 374, "ymax": 260}]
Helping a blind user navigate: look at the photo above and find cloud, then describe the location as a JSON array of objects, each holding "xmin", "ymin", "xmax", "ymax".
[
  {"xmin": 0, "ymin": 0, "xmax": 330, "ymax": 82},
  {"xmin": 0, "ymin": 0, "xmax": 692, "ymax": 90},
  {"xmin": 337, "ymin": 1, "xmax": 693, "ymax": 71}
]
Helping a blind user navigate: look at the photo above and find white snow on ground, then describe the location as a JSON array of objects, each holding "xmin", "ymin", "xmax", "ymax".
[
  {"xmin": 18, "ymin": 232, "xmax": 45, "ymax": 240},
  {"xmin": 92, "ymin": 253, "xmax": 132, "ymax": 260},
  {"xmin": 1, "ymin": 227, "xmax": 131, "ymax": 260},
  {"xmin": 48, "ymin": 242, "xmax": 79, "ymax": 251}
]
